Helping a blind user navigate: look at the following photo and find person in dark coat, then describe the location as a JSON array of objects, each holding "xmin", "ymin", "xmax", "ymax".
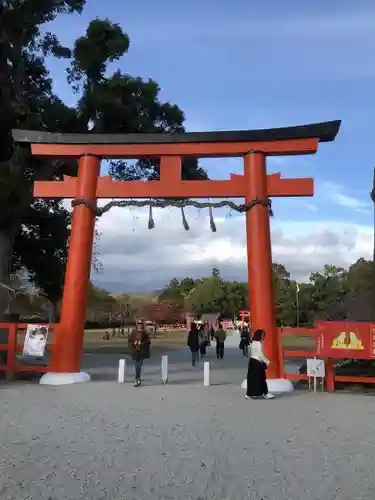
[
  {"xmin": 210, "ymin": 326, "xmax": 215, "ymax": 342},
  {"xmin": 245, "ymin": 329, "xmax": 275, "ymax": 400},
  {"xmin": 239, "ymin": 326, "xmax": 250, "ymax": 356},
  {"xmin": 199, "ymin": 323, "xmax": 209, "ymax": 357},
  {"xmin": 128, "ymin": 321, "xmax": 151, "ymax": 387},
  {"xmin": 215, "ymin": 323, "xmax": 227, "ymax": 359},
  {"xmin": 187, "ymin": 322, "xmax": 200, "ymax": 366}
]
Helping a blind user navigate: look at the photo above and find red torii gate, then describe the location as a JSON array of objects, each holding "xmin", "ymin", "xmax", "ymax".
[{"xmin": 13, "ymin": 121, "xmax": 340, "ymax": 386}]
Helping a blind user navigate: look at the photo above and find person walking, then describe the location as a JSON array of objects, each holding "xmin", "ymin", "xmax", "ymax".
[
  {"xmin": 199, "ymin": 323, "xmax": 209, "ymax": 357},
  {"xmin": 245, "ymin": 329, "xmax": 275, "ymax": 399},
  {"xmin": 210, "ymin": 326, "xmax": 215, "ymax": 342},
  {"xmin": 215, "ymin": 323, "xmax": 227, "ymax": 359},
  {"xmin": 239, "ymin": 326, "xmax": 250, "ymax": 356},
  {"xmin": 187, "ymin": 322, "xmax": 200, "ymax": 366},
  {"xmin": 128, "ymin": 321, "xmax": 151, "ymax": 387},
  {"xmin": 205, "ymin": 322, "xmax": 211, "ymax": 346}
]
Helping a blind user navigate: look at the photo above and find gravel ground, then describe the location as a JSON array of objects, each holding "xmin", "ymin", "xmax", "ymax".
[
  {"xmin": 1, "ymin": 339, "xmax": 375, "ymax": 499},
  {"xmin": 1, "ymin": 385, "xmax": 375, "ymax": 500}
]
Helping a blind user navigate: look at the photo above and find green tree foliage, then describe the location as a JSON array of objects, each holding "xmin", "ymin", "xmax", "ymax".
[
  {"xmin": 158, "ymin": 258, "xmax": 375, "ymax": 326},
  {"xmin": 12, "ymin": 199, "xmax": 71, "ymax": 320},
  {"xmin": 0, "ymin": 0, "xmax": 88, "ymax": 330},
  {"xmin": 0, "ymin": 3, "xmax": 207, "ymax": 318},
  {"xmin": 158, "ymin": 277, "xmax": 197, "ymax": 308},
  {"xmin": 12, "ymin": 257, "xmax": 375, "ymax": 327},
  {"xmin": 186, "ymin": 271, "xmax": 225, "ymax": 316},
  {"xmin": 272, "ymin": 263, "xmax": 296, "ymax": 326},
  {"xmin": 308, "ymin": 265, "xmax": 348, "ymax": 320}
]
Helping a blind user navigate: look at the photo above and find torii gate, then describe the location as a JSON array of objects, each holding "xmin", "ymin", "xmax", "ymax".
[{"xmin": 13, "ymin": 120, "xmax": 340, "ymax": 387}]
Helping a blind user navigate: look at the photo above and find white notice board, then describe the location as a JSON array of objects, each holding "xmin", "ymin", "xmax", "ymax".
[
  {"xmin": 23, "ymin": 324, "xmax": 49, "ymax": 357},
  {"xmin": 307, "ymin": 358, "xmax": 325, "ymax": 378}
]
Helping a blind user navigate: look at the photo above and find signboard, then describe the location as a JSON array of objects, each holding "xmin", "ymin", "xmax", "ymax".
[
  {"xmin": 23, "ymin": 324, "xmax": 49, "ymax": 358},
  {"xmin": 307, "ymin": 358, "xmax": 325, "ymax": 378},
  {"xmin": 316, "ymin": 321, "xmax": 375, "ymax": 359}
]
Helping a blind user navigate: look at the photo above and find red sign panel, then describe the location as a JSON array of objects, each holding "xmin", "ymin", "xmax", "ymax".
[
  {"xmin": 371, "ymin": 324, "xmax": 375, "ymax": 358},
  {"xmin": 316, "ymin": 321, "xmax": 375, "ymax": 359}
]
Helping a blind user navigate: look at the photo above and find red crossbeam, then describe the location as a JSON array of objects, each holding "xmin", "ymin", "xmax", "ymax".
[
  {"xmin": 31, "ymin": 137, "xmax": 319, "ymax": 158},
  {"xmin": 34, "ymin": 173, "xmax": 314, "ymax": 199}
]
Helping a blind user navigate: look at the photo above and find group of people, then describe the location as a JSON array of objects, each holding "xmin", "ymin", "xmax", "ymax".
[
  {"xmin": 188, "ymin": 322, "xmax": 274, "ymax": 400},
  {"xmin": 187, "ymin": 321, "xmax": 227, "ymax": 366},
  {"xmin": 128, "ymin": 319, "xmax": 274, "ymax": 400}
]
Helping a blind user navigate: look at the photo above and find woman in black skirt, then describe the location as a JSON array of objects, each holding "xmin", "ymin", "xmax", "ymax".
[{"xmin": 245, "ymin": 329, "xmax": 275, "ymax": 400}]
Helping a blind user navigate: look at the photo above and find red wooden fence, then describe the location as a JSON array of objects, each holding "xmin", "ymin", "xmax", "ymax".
[
  {"xmin": 0, "ymin": 323, "xmax": 55, "ymax": 379},
  {"xmin": 279, "ymin": 323, "xmax": 375, "ymax": 392}
]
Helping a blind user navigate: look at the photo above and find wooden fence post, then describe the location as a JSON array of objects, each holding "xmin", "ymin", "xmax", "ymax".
[
  {"xmin": 325, "ymin": 359, "xmax": 335, "ymax": 392},
  {"xmin": 6, "ymin": 324, "xmax": 17, "ymax": 381}
]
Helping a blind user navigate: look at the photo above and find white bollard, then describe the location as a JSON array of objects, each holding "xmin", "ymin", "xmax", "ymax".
[
  {"xmin": 118, "ymin": 359, "xmax": 126, "ymax": 383},
  {"xmin": 161, "ymin": 355, "xmax": 168, "ymax": 384},
  {"xmin": 204, "ymin": 361, "xmax": 210, "ymax": 386}
]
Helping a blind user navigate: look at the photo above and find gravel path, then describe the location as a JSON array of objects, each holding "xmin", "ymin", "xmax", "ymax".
[
  {"xmin": 1, "ymin": 338, "xmax": 374, "ymax": 499},
  {"xmin": 1, "ymin": 384, "xmax": 375, "ymax": 499}
]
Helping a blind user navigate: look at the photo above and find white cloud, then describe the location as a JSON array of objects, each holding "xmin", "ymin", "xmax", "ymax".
[
  {"xmin": 83, "ymin": 201, "xmax": 373, "ymax": 291},
  {"xmin": 319, "ymin": 181, "xmax": 372, "ymax": 215},
  {"xmin": 305, "ymin": 203, "xmax": 318, "ymax": 212},
  {"xmin": 332, "ymin": 192, "xmax": 370, "ymax": 214}
]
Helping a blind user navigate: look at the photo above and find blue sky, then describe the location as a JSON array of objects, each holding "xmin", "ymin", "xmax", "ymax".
[
  {"xmin": 44, "ymin": 0, "xmax": 375, "ymax": 289},
  {"xmin": 45, "ymin": 0, "xmax": 375, "ymax": 225}
]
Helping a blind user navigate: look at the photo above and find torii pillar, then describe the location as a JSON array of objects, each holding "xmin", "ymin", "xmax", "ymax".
[
  {"xmin": 244, "ymin": 151, "xmax": 283, "ymax": 388},
  {"xmin": 46, "ymin": 154, "xmax": 101, "ymax": 384}
]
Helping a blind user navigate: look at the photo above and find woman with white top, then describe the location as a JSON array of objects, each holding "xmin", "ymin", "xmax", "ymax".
[{"xmin": 245, "ymin": 329, "xmax": 275, "ymax": 399}]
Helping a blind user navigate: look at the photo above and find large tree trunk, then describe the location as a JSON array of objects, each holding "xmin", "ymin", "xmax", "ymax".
[
  {"xmin": 0, "ymin": 230, "xmax": 16, "ymax": 367},
  {"xmin": 0, "ymin": 231, "xmax": 14, "ymax": 314}
]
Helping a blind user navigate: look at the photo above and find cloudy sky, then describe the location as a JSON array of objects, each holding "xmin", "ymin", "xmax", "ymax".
[{"xmin": 45, "ymin": 0, "xmax": 375, "ymax": 291}]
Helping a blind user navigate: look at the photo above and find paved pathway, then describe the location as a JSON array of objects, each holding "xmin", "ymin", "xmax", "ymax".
[
  {"xmin": 81, "ymin": 331, "xmax": 301, "ymax": 385},
  {"xmin": 82, "ymin": 335, "xmax": 247, "ymax": 385}
]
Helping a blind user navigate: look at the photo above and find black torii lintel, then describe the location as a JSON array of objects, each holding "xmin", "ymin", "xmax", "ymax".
[{"xmin": 12, "ymin": 120, "xmax": 341, "ymax": 146}]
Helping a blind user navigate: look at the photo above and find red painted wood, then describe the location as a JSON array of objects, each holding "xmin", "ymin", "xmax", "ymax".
[
  {"xmin": 245, "ymin": 152, "xmax": 281, "ymax": 378},
  {"xmin": 50, "ymin": 156, "xmax": 100, "ymax": 373},
  {"xmin": 34, "ymin": 175, "xmax": 314, "ymax": 199},
  {"xmin": 31, "ymin": 137, "xmax": 319, "ymax": 159},
  {"xmin": 316, "ymin": 321, "xmax": 375, "ymax": 359}
]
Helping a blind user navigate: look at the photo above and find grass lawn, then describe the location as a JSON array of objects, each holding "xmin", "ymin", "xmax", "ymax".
[
  {"xmin": 82, "ymin": 328, "xmax": 188, "ymax": 354},
  {"xmin": 81, "ymin": 329, "xmax": 315, "ymax": 355},
  {"xmin": 280, "ymin": 334, "xmax": 315, "ymax": 351}
]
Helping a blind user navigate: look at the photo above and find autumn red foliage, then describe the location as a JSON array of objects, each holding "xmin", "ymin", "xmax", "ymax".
[{"xmin": 137, "ymin": 300, "xmax": 186, "ymax": 325}]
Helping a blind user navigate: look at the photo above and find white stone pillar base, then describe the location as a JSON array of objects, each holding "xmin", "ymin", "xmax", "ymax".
[
  {"xmin": 39, "ymin": 372, "xmax": 91, "ymax": 386},
  {"xmin": 241, "ymin": 378, "xmax": 294, "ymax": 393}
]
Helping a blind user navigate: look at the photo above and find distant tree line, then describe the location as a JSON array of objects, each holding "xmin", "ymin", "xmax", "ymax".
[
  {"xmin": 8, "ymin": 257, "xmax": 375, "ymax": 328},
  {"xmin": 157, "ymin": 259, "xmax": 375, "ymax": 326}
]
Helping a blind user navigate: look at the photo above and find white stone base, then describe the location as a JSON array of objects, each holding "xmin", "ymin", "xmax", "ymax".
[
  {"xmin": 39, "ymin": 372, "xmax": 91, "ymax": 386},
  {"xmin": 241, "ymin": 378, "xmax": 295, "ymax": 394}
]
